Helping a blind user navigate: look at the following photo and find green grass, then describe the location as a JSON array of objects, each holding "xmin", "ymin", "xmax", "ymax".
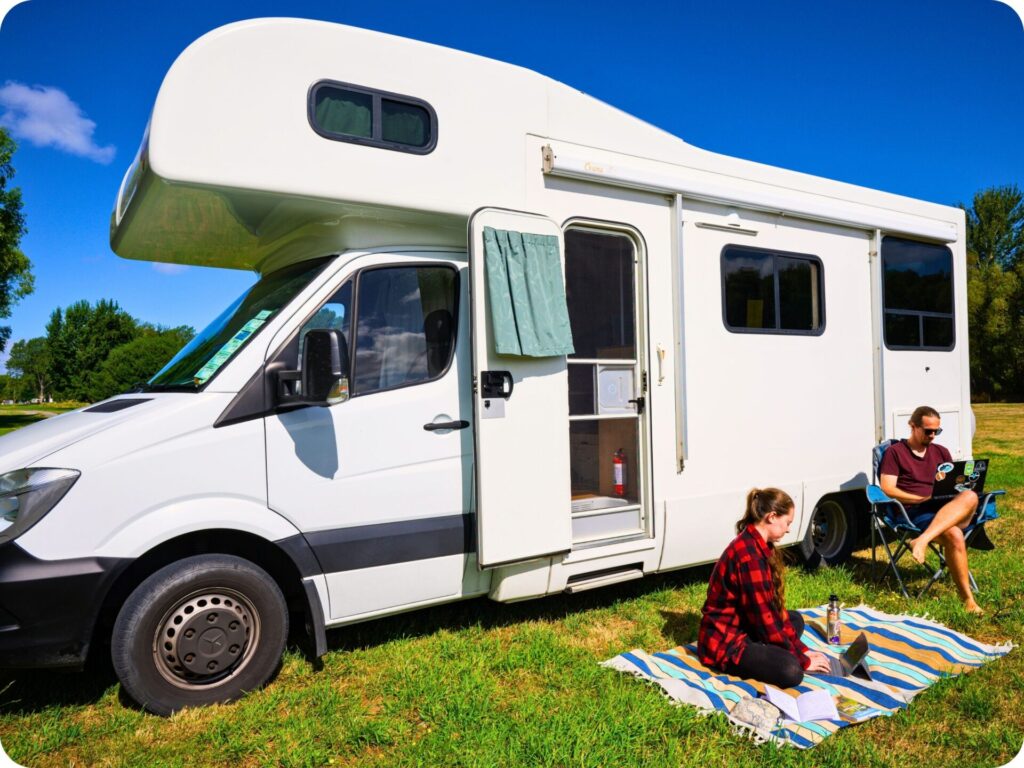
[
  {"xmin": 1, "ymin": 404, "xmax": 1021, "ymax": 767},
  {"xmin": 0, "ymin": 404, "xmax": 83, "ymax": 436}
]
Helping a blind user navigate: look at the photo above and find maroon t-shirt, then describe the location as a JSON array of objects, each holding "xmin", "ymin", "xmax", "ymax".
[{"xmin": 878, "ymin": 439, "xmax": 953, "ymax": 499}]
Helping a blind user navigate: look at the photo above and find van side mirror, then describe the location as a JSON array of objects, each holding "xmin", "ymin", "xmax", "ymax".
[{"xmin": 301, "ymin": 329, "xmax": 350, "ymax": 405}]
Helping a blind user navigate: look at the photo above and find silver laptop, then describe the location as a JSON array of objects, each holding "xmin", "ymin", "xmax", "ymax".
[{"xmin": 826, "ymin": 632, "xmax": 871, "ymax": 678}]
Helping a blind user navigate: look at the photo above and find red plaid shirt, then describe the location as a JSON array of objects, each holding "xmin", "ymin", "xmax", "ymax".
[{"xmin": 697, "ymin": 525, "xmax": 809, "ymax": 670}]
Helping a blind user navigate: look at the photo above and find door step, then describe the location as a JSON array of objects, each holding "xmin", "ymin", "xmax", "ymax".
[{"xmin": 564, "ymin": 564, "xmax": 644, "ymax": 594}]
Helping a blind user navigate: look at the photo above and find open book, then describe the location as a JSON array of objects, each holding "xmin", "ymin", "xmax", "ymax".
[{"xmin": 763, "ymin": 685, "xmax": 838, "ymax": 723}]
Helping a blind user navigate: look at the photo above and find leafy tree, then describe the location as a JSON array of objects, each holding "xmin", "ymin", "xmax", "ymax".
[
  {"xmin": 963, "ymin": 185, "xmax": 1024, "ymax": 269},
  {"xmin": 0, "ymin": 373, "xmax": 29, "ymax": 402},
  {"xmin": 87, "ymin": 325, "xmax": 194, "ymax": 402},
  {"xmin": 46, "ymin": 299, "xmax": 139, "ymax": 401},
  {"xmin": 0, "ymin": 129, "xmax": 35, "ymax": 353},
  {"xmin": 6, "ymin": 336, "xmax": 50, "ymax": 402},
  {"xmin": 961, "ymin": 186, "xmax": 1024, "ymax": 400}
]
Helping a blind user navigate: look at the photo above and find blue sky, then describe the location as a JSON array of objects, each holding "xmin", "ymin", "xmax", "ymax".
[{"xmin": 0, "ymin": 0, "xmax": 1022, "ymax": 370}]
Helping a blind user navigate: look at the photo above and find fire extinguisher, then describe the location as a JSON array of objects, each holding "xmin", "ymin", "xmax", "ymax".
[{"xmin": 613, "ymin": 448, "xmax": 627, "ymax": 497}]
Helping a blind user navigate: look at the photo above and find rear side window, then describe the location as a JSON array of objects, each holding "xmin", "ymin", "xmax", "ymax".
[
  {"xmin": 352, "ymin": 266, "xmax": 457, "ymax": 395},
  {"xmin": 309, "ymin": 81, "xmax": 437, "ymax": 154},
  {"xmin": 721, "ymin": 246, "xmax": 824, "ymax": 334},
  {"xmin": 882, "ymin": 237, "xmax": 954, "ymax": 350}
]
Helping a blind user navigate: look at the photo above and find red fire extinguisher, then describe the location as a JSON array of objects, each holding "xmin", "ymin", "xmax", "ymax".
[{"xmin": 613, "ymin": 448, "xmax": 627, "ymax": 497}]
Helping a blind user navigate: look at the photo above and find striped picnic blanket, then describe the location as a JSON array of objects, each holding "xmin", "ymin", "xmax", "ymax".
[{"xmin": 602, "ymin": 604, "xmax": 1013, "ymax": 748}]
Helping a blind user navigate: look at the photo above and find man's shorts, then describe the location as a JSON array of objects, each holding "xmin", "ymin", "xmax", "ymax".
[{"xmin": 904, "ymin": 498, "xmax": 946, "ymax": 529}]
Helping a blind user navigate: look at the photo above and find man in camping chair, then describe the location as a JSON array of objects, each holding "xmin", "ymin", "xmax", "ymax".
[{"xmin": 878, "ymin": 405, "xmax": 981, "ymax": 613}]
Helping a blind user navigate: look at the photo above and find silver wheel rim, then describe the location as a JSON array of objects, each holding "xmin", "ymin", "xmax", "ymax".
[
  {"xmin": 152, "ymin": 588, "xmax": 261, "ymax": 690},
  {"xmin": 810, "ymin": 501, "xmax": 848, "ymax": 561}
]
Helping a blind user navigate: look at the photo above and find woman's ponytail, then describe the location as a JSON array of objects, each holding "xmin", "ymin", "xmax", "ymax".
[{"xmin": 736, "ymin": 487, "xmax": 794, "ymax": 612}]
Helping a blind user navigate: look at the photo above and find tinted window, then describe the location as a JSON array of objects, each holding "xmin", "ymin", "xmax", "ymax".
[
  {"xmin": 382, "ymin": 99, "xmax": 430, "ymax": 147},
  {"xmin": 309, "ymin": 81, "xmax": 436, "ymax": 154},
  {"xmin": 353, "ymin": 266, "xmax": 457, "ymax": 395},
  {"xmin": 882, "ymin": 237, "xmax": 954, "ymax": 349},
  {"xmin": 722, "ymin": 246, "xmax": 823, "ymax": 334},
  {"xmin": 313, "ymin": 87, "xmax": 372, "ymax": 139}
]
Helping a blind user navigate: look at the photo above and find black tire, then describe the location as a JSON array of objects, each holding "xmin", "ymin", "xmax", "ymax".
[
  {"xmin": 799, "ymin": 496, "xmax": 858, "ymax": 569},
  {"xmin": 111, "ymin": 554, "xmax": 288, "ymax": 716}
]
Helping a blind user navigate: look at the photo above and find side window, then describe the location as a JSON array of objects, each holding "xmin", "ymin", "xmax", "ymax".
[
  {"xmin": 309, "ymin": 80, "xmax": 437, "ymax": 154},
  {"xmin": 881, "ymin": 237, "xmax": 954, "ymax": 350},
  {"xmin": 299, "ymin": 282, "xmax": 352, "ymax": 364},
  {"xmin": 352, "ymin": 266, "xmax": 457, "ymax": 395},
  {"xmin": 721, "ymin": 246, "xmax": 824, "ymax": 334}
]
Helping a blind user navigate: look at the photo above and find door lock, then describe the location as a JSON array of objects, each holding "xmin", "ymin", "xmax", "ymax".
[{"xmin": 481, "ymin": 370, "xmax": 514, "ymax": 399}]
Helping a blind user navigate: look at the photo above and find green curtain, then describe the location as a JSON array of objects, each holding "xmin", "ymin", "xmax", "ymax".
[
  {"xmin": 483, "ymin": 227, "xmax": 575, "ymax": 357},
  {"xmin": 315, "ymin": 91, "xmax": 372, "ymax": 138}
]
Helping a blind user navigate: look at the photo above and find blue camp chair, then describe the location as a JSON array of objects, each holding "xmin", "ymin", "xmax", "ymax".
[{"xmin": 866, "ymin": 439, "xmax": 1004, "ymax": 598}]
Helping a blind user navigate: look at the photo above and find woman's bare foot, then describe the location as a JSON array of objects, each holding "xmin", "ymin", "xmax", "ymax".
[
  {"xmin": 909, "ymin": 537, "xmax": 928, "ymax": 564},
  {"xmin": 965, "ymin": 601, "xmax": 984, "ymax": 615}
]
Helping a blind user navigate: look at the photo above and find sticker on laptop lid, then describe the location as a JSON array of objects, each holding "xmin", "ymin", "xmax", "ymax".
[
  {"xmin": 965, "ymin": 460, "xmax": 975, "ymax": 476},
  {"xmin": 937, "ymin": 462, "xmax": 954, "ymax": 473}
]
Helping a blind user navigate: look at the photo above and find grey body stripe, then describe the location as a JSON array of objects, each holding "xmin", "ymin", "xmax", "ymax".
[{"xmin": 303, "ymin": 514, "xmax": 475, "ymax": 573}]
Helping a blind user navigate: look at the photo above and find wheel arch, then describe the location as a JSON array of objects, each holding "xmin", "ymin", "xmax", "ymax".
[
  {"xmin": 799, "ymin": 490, "xmax": 867, "ymax": 568},
  {"xmin": 90, "ymin": 528, "xmax": 322, "ymax": 664}
]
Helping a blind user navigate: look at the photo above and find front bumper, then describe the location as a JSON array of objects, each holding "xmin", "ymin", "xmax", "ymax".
[{"xmin": 0, "ymin": 541, "xmax": 129, "ymax": 668}]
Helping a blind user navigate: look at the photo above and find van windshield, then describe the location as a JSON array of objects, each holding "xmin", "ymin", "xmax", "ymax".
[{"xmin": 145, "ymin": 258, "xmax": 332, "ymax": 390}]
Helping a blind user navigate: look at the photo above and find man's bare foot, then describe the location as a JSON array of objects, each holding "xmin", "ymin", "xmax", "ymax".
[
  {"xmin": 909, "ymin": 537, "xmax": 928, "ymax": 564},
  {"xmin": 965, "ymin": 602, "xmax": 984, "ymax": 615}
]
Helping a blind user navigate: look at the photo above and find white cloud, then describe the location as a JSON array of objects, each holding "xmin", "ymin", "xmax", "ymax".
[
  {"xmin": 0, "ymin": 81, "xmax": 115, "ymax": 164},
  {"xmin": 151, "ymin": 263, "xmax": 189, "ymax": 276}
]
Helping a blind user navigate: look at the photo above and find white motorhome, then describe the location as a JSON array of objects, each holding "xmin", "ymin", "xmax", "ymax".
[{"xmin": 0, "ymin": 19, "xmax": 971, "ymax": 714}]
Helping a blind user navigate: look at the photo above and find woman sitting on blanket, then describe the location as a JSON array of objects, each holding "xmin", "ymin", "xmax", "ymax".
[{"xmin": 698, "ymin": 487, "xmax": 831, "ymax": 688}]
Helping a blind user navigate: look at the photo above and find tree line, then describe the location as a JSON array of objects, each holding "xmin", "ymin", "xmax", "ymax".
[
  {"xmin": 2, "ymin": 300, "xmax": 194, "ymax": 403},
  {"xmin": 961, "ymin": 186, "xmax": 1024, "ymax": 401}
]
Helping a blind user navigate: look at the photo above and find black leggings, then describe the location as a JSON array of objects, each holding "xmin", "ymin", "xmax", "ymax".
[{"xmin": 723, "ymin": 611, "xmax": 806, "ymax": 689}]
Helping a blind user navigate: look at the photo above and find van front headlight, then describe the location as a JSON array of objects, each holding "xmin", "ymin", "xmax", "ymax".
[{"xmin": 0, "ymin": 468, "xmax": 80, "ymax": 545}]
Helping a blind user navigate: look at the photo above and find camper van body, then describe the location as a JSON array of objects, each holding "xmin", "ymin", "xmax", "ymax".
[{"xmin": 0, "ymin": 19, "xmax": 971, "ymax": 712}]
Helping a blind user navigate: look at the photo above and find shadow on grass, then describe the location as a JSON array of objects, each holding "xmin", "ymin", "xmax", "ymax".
[
  {"xmin": 0, "ymin": 563, "xmax": 715, "ymax": 715},
  {"xmin": 0, "ymin": 655, "xmax": 118, "ymax": 715},
  {"xmin": 0, "ymin": 414, "xmax": 47, "ymax": 433},
  {"xmin": 658, "ymin": 608, "xmax": 702, "ymax": 647},
  {"xmin": 321, "ymin": 563, "xmax": 715, "ymax": 655}
]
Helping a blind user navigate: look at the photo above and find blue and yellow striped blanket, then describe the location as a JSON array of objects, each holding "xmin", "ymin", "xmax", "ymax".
[{"xmin": 601, "ymin": 604, "xmax": 1013, "ymax": 748}]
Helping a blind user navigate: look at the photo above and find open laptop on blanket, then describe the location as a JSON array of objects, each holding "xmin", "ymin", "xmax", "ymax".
[
  {"xmin": 825, "ymin": 632, "xmax": 871, "ymax": 679},
  {"xmin": 931, "ymin": 459, "xmax": 989, "ymax": 501}
]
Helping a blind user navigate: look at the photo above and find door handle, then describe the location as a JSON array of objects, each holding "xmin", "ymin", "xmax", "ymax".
[{"xmin": 423, "ymin": 420, "xmax": 470, "ymax": 431}]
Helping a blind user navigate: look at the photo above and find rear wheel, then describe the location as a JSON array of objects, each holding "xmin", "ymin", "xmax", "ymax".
[
  {"xmin": 112, "ymin": 554, "xmax": 288, "ymax": 716},
  {"xmin": 800, "ymin": 496, "xmax": 858, "ymax": 568}
]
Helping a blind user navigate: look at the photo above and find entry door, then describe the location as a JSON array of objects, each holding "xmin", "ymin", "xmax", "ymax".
[
  {"xmin": 469, "ymin": 209, "xmax": 573, "ymax": 567},
  {"xmin": 564, "ymin": 227, "xmax": 649, "ymax": 543}
]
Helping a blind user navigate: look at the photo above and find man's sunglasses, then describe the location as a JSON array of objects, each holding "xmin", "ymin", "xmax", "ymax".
[{"xmin": 917, "ymin": 426, "xmax": 943, "ymax": 436}]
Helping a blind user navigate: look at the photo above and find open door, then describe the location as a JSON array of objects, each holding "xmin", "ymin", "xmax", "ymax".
[{"xmin": 469, "ymin": 208, "xmax": 574, "ymax": 567}]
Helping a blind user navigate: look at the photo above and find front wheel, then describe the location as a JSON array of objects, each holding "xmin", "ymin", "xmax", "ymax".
[
  {"xmin": 112, "ymin": 554, "xmax": 288, "ymax": 716},
  {"xmin": 799, "ymin": 496, "xmax": 858, "ymax": 569}
]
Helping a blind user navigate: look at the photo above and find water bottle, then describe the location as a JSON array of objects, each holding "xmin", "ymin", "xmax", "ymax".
[{"xmin": 827, "ymin": 594, "xmax": 841, "ymax": 645}]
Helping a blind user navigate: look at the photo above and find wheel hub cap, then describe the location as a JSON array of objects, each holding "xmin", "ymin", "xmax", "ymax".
[{"xmin": 156, "ymin": 592, "xmax": 256, "ymax": 685}]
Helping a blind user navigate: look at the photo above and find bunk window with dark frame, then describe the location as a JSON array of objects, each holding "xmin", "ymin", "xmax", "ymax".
[
  {"xmin": 881, "ymin": 237, "xmax": 955, "ymax": 350},
  {"xmin": 721, "ymin": 246, "xmax": 824, "ymax": 335},
  {"xmin": 309, "ymin": 81, "xmax": 437, "ymax": 154}
]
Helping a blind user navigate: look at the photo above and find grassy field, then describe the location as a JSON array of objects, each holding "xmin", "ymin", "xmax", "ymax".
[
  {"xmin": 0, "ymin": 404, "xmax": 84, "ymax": 436},
  {"xmin": 0, "ymin": 404, "xmax": 1021, "ymax": 767}
]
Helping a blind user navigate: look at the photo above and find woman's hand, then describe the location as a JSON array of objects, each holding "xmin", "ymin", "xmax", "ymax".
[{"xmin": 805, "ymin": 651, "xmax": 832, "ymax": 674}]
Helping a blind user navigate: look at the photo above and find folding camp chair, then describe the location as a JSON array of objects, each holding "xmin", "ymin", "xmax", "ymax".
[{"xmin": 866, "ymin": 439, "xmax": 1004, "ymax": 598}]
